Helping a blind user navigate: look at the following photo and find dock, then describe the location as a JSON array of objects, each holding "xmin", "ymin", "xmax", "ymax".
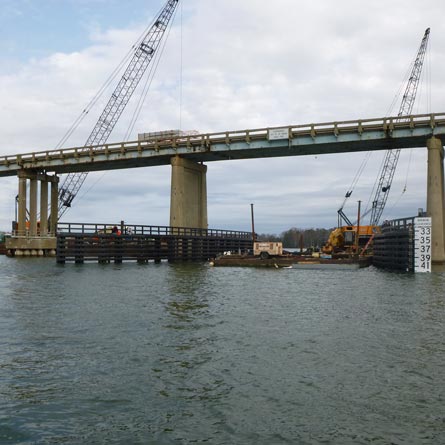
[{"xmin": 55, "ymin": 223, "xmax": 253, "ymax": 264}]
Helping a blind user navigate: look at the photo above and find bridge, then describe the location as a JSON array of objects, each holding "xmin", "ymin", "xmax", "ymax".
[
  {"xmin": 2, "ymin": 112, "xmax": 445, "ymax": 264},
  {"xmin": 1, "ymin": 113, "xmax": 444, "ymax": 175}
]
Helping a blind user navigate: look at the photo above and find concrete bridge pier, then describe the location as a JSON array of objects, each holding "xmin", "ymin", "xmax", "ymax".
[
  {"xmin": 17, "ymin": 173, "xmax": 27, "ymax": 236},
  {"xmin": 50, "ymin": 175, "xmax": 59, "ymax": 234},
  {"xmin": 6, "ymin": 170, "xmax": 59, "ymax": 256},
  {"xmin": 169, "ymin": 156, "xmax": 208, "ymax": 229},
  {"xmin": 426, "ymin": 136, "xmax": 445, "ymax": 264}
]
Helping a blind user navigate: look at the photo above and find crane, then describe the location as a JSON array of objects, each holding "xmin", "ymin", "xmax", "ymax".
[
  {"xmin": 369, "ymin": 28, "xmax": 430, "ymax": 226},
  {"xmin": 326, "ymin": 28, "xmax": 430, "ymax": 255},
  {"xmin": 337, "ymin": 28, "xmax": 430, "ymax": 228},
  {"xmin": 58, "ymin": 0, "xmax": 179, "ymax": 217}
]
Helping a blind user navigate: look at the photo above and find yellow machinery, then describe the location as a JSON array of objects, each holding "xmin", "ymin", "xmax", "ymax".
[{"xmin": 322, "ymin": 225, "xmax": 380, "ymax": 255}]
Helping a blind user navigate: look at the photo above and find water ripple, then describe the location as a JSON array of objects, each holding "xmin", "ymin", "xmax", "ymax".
[{"xmin": 0, "ymin": 258, "xmax": 444, "ymax": 443}]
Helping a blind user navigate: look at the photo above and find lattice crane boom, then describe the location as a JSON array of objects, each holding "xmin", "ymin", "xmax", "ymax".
[
  {"xmin": 58, "ymin": 0, "xmax": 179, "ymax": 217},
  {"xmin": 369, "ymin": 28, "xmax": 430, "ymax": 226}
]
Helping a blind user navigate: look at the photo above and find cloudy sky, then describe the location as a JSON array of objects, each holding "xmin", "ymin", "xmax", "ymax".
[{"xmin": 1, "ymin": 0, "xmax": 444, "ymax": 234}]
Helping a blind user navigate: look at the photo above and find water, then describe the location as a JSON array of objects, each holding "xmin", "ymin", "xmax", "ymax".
[{"xmin": 0, "ymin": 256, "xmax": 444, "ymax": 444}]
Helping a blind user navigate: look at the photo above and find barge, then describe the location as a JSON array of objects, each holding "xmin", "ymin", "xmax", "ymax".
[{"xmin": 210, "ymin": 254, "xmax": 371, "ymax": 270}]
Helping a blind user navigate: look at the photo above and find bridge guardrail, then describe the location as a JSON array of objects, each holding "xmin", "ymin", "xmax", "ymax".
[
  {"xmin": 1, "ymin": 112, "xmax": 444, "ymax": 169},
  {"xmin": 380, "ymin": 216, "xmax": 416, "ymax": 233}
]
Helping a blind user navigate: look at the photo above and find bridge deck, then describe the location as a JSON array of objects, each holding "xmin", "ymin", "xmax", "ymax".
[{"xmin": 1, "ymin": 113, "xmax": 444, "ymax": 177}]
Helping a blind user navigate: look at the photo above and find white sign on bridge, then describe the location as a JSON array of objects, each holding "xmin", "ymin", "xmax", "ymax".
[
  {"xmin": 268, "ymin": 128, "xmax": 289, "ymax": 140},
  {"xmin": 414, "ymin": 217, "xmax": 432, "ymax": 273}
]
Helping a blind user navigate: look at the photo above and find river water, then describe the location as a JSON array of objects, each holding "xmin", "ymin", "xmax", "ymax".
[{"xmin": 0, "ymin": 256, "xmax": 444, "ymax": 444}]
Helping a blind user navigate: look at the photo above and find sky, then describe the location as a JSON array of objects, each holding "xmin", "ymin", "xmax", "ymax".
[{"xmin": 1, "ymin": 0, "xmax": 444, "ymax": 234}]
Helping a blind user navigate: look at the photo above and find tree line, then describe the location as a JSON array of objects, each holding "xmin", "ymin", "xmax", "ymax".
[{"xmin": 257, "ymin": 227, "xmax": 334, "ymax": 249}]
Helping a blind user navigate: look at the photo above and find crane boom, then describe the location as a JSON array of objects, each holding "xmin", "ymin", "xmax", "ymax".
[
  {"xmin": 369, "ymin": 28, "xmax": 430, "ymax": 226},
  {"xmin": 58, "ymin": 0, "xmax": 179, "ymax": 216}
]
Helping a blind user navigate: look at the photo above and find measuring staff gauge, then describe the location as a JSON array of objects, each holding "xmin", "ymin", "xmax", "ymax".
[{"xmin": 414, "ymin": 217, "xmax": 432, "ymax": 273}]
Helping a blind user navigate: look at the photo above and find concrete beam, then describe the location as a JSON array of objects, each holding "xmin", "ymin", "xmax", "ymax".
[
  {"xmin": 170, "ymin": 156, "xmax": 207, "ymax": 229},
  {"xmin": 6, "ymin": 237, "xmax": 57, "ymax": 251},
  {"xmin": 426, "ymin": 136, "xmax": 445, "ymax": 264}
]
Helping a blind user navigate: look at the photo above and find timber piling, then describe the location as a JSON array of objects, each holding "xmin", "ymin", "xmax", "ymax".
[{"xmin": 56, "ymin": 223, "xmax": 252, "ymax": 264}]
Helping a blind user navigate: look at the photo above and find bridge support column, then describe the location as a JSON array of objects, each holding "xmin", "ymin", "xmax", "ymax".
[
  {"xmin": 17, "ymin": 173, "xmax": 27, "ymax": 236},
  {"xmin": 29, "ymin": 177, "xmax": 38, "ymax": 236},
  {"xmin": 170, "ymin": 156, "xmax": 208, "ymax": 229},
  {"xmin": 6, "ymin": 171, "xmax": 58, "ymax": 257},
  {"xmin": 426, "ymin": 136, "xmax": 445, "ymax": 264},
  {"xmin": 50, "ymin": 175, "xmax": 59, "ymax": 235},
  {"xmin": 40, "ymin": 179, "xmax": 48, "ymax": 236}
]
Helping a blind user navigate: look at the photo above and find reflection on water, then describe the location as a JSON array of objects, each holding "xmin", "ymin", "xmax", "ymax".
[
  {"xmin": 156, "ymin": 263, "xmax": 230, "ymax": 422},
  {"xmin": 0, "ymin": 257, "xmax": 444, "ymax": 444}
]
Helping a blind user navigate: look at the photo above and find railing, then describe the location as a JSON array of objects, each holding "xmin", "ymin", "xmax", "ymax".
[
  {"xmin": 57, "ymin": 222, "xmax": 253, "ymax": 239},
  {"xmin": 380, "ymin": 216, "xmax": 416, "ymax": 233},
  {"xmin": 1, "ymin": 112, "xmax": 444, "ymax": 169},
  {"xmin": 56, "ymin": 223, "xmax": 253, "ymax": 263}
]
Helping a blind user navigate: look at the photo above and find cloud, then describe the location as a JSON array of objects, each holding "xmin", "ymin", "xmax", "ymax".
[{"xmin": 0, "ymin": 0, "xmax": 443, "ymax": 232}]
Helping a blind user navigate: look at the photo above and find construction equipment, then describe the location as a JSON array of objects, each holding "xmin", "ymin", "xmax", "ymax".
[
  {"xmin": 327, "ymin": 28, "xmax": 430, "ymax": 255},
  {"xmin": 58, "ymin": 0, "xmax": 179, "ymax": 217},
  {"xmin": 369, "ymin": 27, "xmax": 430, "ymax": 226},
  {"xmin": 338, "ymin": 28, "xmax": 430, "ymax": 228},
  {"xmin": 254, "ymin": 242, "xmax": 283, "ymax": 259},
  {"xmin": 322, "ymin": 225, "xmax": 380, "ymax": 255}
]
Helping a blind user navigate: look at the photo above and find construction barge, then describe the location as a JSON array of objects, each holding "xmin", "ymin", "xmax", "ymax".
[
  {"xmin": 211, "ymin": 255, "xmax": 371, "ymax": 269},
  {"xmin": 211, "ymin": 240, "xmax": 372, "ymax": 269}
]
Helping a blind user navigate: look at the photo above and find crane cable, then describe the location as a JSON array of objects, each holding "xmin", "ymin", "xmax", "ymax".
[
  {"xmin": 124, "ymin": 3, "xmax": 179, "ymax": 141},
  {"xmin": 341, "ymin": 58, "xmax": 416, "ymax": 219},
  {"xmin": 361, "ymin": 63, "xmax": 414, "ymax": 218},
  {"xmin": 40, "ymin": 6, "xmax": 166, "ymax": 218},
  {"xmin": 53, "ymin": 5, "xmax": 164, "ymax": 150},
  {"xmin": 403, "ymin": 44, "xmax": 432, "ymax": 199},
  {"xmin": 362, "ymin": 40, "xmax": 431, "ymax": 221},
  {"xmin": 76, "ymin": 3, "xmax": 182, "ymax": 204},
  {"xmin": 373, "ymin": 38, "xmax": 432, "ymax": 221},
  {"xmin": 179, "ymin": 0, "xmax": 183, "ymax": 130},
  {"xmin": 338, "ymin": 150, "xmax": 372, "ymax": 213},
  {"xmin": 348, "ymin": 151, "xmax": 372, "ymax": 196}
]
